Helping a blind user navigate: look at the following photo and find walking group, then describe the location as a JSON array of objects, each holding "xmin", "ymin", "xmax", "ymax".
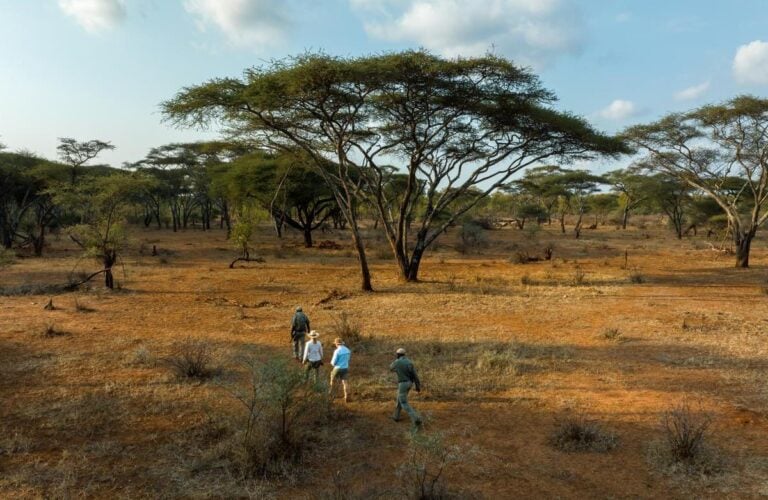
[{"xmin": 291, "ymin": 306, "xmax": 422, "ymax": 428}]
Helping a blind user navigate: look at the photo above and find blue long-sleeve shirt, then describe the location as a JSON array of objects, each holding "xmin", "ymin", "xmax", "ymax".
[{"xmin": 330, "ymin": 345, "xmax": 351, "ymax": 369}]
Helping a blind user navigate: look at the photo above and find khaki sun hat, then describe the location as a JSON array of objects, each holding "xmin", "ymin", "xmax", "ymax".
[
  {"xmin": 308, "ymin": 330, "xmax": 320, "ymax": 338},
  {"xmin": 396, "ymin": 348, "xmax": 406, "ymax": 355}
]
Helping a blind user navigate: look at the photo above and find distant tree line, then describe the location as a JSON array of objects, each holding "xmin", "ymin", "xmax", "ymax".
[{"xmin": 3, "ymin": 53, "xmax": 768, "ymax": 290}]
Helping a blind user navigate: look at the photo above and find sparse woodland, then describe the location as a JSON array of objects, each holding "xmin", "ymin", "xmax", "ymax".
[{"xmin": 2, "ymin": 52, "xmax": 768, "ymax": 498}]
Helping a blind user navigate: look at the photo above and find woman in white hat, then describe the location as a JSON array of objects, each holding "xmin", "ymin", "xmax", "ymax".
[{"xmin": 302, "ymin": 330, "xmax": 323, "ymax": 384}]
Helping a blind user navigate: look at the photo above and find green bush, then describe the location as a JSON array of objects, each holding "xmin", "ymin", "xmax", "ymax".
[
  {"xmin": 230, "ymin": 357, "xmax": 330, "ymax": 479},
  {"xmin": 456, "ymin": 222, "xmax": 487, "ymax": 254}
]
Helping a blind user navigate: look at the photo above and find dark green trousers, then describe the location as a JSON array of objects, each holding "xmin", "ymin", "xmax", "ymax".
[{"xmin": 393, "ymin": 381, "xmax": 420, "ymax": 423}]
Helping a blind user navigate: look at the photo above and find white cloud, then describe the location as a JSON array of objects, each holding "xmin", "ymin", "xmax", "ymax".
[
  {"xmin": 350, "ymin": 0, "xmax": 584, "ymax": 69},
  {"xmin": 183, "ymin": 0, "xmax": 290, "ymax": 51},
  {"xmin": 674, "ymin": 81, "xmax": 710, "ymax": 101},
  {"xmin": 599, "ymin": 99, "xmax": 636, "ymax": 121},
  {"xmin": 733, "ymin": 40, "xmax": 768, "ymax": 85},
  {"xmin": 58, "ymin": 0, "xmax": 126, "ymax": 32}
]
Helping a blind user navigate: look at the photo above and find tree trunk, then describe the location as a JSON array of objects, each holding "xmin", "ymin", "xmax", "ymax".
[
  {"xmin": 32, "ymin": 226, "xmax": 45, "ymax": 256},
  {"xmin": 221, "ymin": 201, "xmax": 231, "ymax": 237},
  {"xmin": 303, "ymin": 226, "xmax": 313, "ymax": 248},
  {"xmin": 104, "ymin": 251, "xmax": 116, "ymax": 289},
  {"xmin": 392, "ymin": 241, "xmax": 411, "ymax": 281},
  {"xmin": 273, "ymin": 214, "xmax": 283, "ymax": 238},
  {"xmin": 350, "ymin": 227, "xmax": 372, "ymax": 291},
  {"xmin": 574, "ymin": 211, "xmax": 583, "ymax": 239},
  {"xmin": 1, "ymin": 230, "xmax": 12, "ymax": 249},
  {"xmin": 735, "ymin": 230, "xmax": 755, "ymax": 268},
  {"xmin": 621, "ymin": 206, "xmax": 629, "ymax": 229},
  {"xmin": 405, "ymin": 242, "xmax": 427, "ymax": 282},
  {"xmin": 559, "ymin": 214, "xmax": 566, "ymax": 234}
]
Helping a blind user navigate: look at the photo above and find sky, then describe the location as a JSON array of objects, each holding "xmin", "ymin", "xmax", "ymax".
[{"xmin": 1, "ymin": 0, "xmax": 767, "ymax": 171}]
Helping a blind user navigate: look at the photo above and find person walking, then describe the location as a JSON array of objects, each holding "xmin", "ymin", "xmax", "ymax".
[
  {"xmin": 390, "ymin": 348, "xmax": 422, "ymax": 428},
  {"xmin": 290, "ymin": 306, "xmax": 310, "ymax": 361},
  {"xmin": 329, "ymin": 337, "xmax": 351, "ymax": 403},
  {"xmin": 302, "ymin": 330, "xmax": 323, "ymax": 384}
]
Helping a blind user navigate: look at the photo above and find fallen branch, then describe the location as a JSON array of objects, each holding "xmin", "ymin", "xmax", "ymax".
[
  {"xmin": 229, "ymin": 256, "xmax": 265, "ymax": 269},
  {"xmin": 64, "ymin": 269, "xmax": 108, "ymax": 291}
]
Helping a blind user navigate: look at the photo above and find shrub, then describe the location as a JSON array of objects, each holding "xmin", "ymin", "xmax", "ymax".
[
  {"xmin": 662, "ymin": 403, "xmax": 711, "ymax": 463},
  {"xmin": 520, "ymin": 274, "xmax": 535, "ymax": 286},
  {"xmin": 397, "ymin": 432, "xmax": 463, "ymax": 500},
  {"xmin": 132, "ymin": 345, "xmax": 153, "ymax": 366},
  {"xmin": 648, "ymin": 403, "xmax": 723, "ymax": 476},
  {"xmin": 456, "ymin": 222, "xmax": 487, "ymax": 254},
  {"xmin": 550, "ymin": 413, "xmax": 617, "ymax": 453},
  {"xmin": 229, "ymin": 357, "xmax": 330, "ymax": 479},
  {"xmin": 510, "ymin": 251, "xmax": 529, "ymax": 264},
  {"xmin": 600, "ymin": 328, "xmax": 622, "ymax": 341},
  {"xmin": 628, "ymin": 268, "xmax": 645, "ymax": 284},
  {"xmin": 570, "ymin": 267, "xmax": 586, "ymax": 286},
  {"xmin": 42, "ymin": 323, "xmax": 69, "ymax": 337},
  {"xmin": 164, "ymin": 339, "xmax": 217, "ymax": 380},
  {"xmin": 332, "ymin": 311, "xmax": 363, "ymax": 345}
]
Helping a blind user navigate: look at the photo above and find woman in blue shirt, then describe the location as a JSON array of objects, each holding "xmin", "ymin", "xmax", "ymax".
[{"xmin": 329, "ymin": 337, "xmax": 351, "ymax": 403}]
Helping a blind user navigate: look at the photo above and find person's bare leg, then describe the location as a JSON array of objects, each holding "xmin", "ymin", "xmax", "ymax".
[{"xmin": 341, "ymin": 380, "xmax": 349, "ymax": 402}]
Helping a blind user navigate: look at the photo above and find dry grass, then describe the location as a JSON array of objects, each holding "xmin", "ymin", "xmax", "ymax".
[
  {"xmin": 550, "ymin": 413, "xmax": 618, "ymax": 453},
  {"xmin": 2, "ymin": 223, "xmax": 768, "ymax": 497}
]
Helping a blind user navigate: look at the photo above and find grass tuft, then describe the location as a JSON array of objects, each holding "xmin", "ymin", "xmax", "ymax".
[
  {"xmin": 163, "ymin": 339, "xmax": 218, "ymax": 380},
  {"xmin": 550, "ymin": 413, "xmax": 617, "ymax": 453}
]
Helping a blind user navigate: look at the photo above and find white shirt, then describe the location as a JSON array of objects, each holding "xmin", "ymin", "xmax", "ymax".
[{"xmin": 303, "ymin": 340, "xmax": 323, "ymax": 363}]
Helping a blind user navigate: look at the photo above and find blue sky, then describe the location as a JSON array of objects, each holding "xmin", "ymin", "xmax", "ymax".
[{"xmin": 1, "ymin": 0, "xmax": 767, "ymax": 170}]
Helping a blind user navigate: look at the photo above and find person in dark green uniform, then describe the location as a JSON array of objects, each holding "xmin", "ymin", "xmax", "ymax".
[
  {"xmin": 290, "ymin": 306, "xmax": 310, "ymax": 361},
  {"xmin": 389, "ymin": 347, "xmax": 422, "ymax": 428}
]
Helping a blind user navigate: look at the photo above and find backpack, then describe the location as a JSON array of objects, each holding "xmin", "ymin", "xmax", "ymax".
[{"xmin": 293, "ymin": 312, "xmax": 308, "ymax": 332}]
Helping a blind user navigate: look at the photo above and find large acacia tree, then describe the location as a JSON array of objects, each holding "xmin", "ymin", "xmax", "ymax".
[
  {"xmin": 624, "ymin": 96, "xmax": 768, "ymax": 267},
  {"xmin": 163, "ymin": 51, "xmax": 626, "ymax": 288}
]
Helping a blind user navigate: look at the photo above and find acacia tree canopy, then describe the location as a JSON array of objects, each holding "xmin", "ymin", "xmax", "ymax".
[
  {"xmin": 623, "ymin": 95, "xmax": 768, "ymax": 267},
  {"xmin": 57, "ymin": 138, "xmax": 115, "ymax": 185},
  {"xmin": 162, "ymin": 50, "xmax": 627, "ymax": 286}
]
